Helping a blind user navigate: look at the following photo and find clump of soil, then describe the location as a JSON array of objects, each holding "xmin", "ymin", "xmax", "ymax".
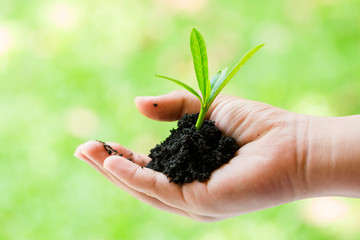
[
  {"xmin": 96, "ymin": 140, "xmax": 133, "ymax": 162},
  {"xmin": 146, "ymin": 113, "xmax": 239, "ymax": 185}
]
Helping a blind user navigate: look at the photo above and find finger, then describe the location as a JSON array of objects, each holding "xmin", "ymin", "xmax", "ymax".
[
  {"xmin": 79, "ymin": 140, "xmax": 150, "ymax": 167},
  {"xmin": 106, "ymin": 142, "xmax": 151, "ymax": 166},
  {"xmin": 74, "ymin": 142, "xmax": 89, "ymax": 162},
  {"xmin": 76, "ymin": 143, "xmax": 219, "ymax": 222},
  {"xmin": 103, "ymin": 156, "xmax": 187, "ymax": 209},
  {"xmin": 75, "ymin": 145, "xmax": 128, "ymax": 187},
  {"xmin": 134, "ymin": 90, "xmax": 201, "ymax": 121},
  {"xmin": 75, "ymin": 146, "xmax": 194, "ymax": 218},
  {"xmin": 75, "ymin": 150, "xmax": 116, "ymax": 180}
]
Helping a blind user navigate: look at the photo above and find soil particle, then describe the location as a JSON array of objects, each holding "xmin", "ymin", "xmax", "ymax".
[
  {"xmin": 96, "ymin": 140, "xmax": 132, "ymax": 162},
  {"xmin": 146, "ymin": 113, "xmax": 239, "ymax": 185},
  {"xmin": 153, "ymin": 103, "xmax": 158, "ymax": 107}
]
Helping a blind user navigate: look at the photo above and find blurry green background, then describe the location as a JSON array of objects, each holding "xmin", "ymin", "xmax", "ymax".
[{"xmin": 1, "ymin": 0, "xmax": 360, "ymax": 239}]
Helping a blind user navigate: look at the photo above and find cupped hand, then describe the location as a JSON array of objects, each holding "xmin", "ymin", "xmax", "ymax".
[{"xmin": 74, "ymin": 90, "xmax": 313, "ymax": 222}]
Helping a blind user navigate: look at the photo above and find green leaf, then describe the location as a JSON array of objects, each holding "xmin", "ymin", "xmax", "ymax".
[
  {"xmin": 190, "ymin": 27, "xmax": 209, "ymax": 101},
  {"xmin": 213, "ymin": 67, "xmax": 228, "ymax": 90},
  {"xmin": 208, "ymin": 67, "xmax": 228, "ymax": 103},
  {"xmin": 155, "ymin": 74, "xmax": 203, "ymax": 104},
  {"xmin": 210, "ymin": 70, "xmax": 222, "ymax": 88},
  {"xmin": 208, "ymin": 43, "xmax": 265, "ymax": 106},
  {"xmin": 204, "ymin": 76, "xmax": 211, "ymax": 104}
]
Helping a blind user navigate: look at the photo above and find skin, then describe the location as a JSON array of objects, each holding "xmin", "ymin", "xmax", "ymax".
[{"xmin": 74, "ymin": 90, "xmax": 360, "ymax": 222}]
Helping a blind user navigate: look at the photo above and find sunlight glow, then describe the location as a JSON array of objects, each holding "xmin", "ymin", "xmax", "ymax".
[
  {"xmin": 49, "ymin": 3, "xmax": 78, "ymax": 29},
  {"xmin": 254, "ymin": 22, "xmax": 292, "ymax": 54},
  {"xmin": 304, "ymin": 198, "xmax": 350, "ymax": 226},
  {"xmin": 292, "ymin": 93, "xmax": 335, "ymax": 116},
  {"xmin": 0, "ymin": 26, "xmax": 13, "ymax": 55},
  {"xmin": 155, "ymin": 0, "xmax": 208, "ymax": 12},
  {"xmin": 65, "ymin": 107, "xmax": 99, "ymax": 138}
]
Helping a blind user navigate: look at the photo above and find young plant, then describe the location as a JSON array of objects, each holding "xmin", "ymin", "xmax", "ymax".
[{"xmin": 156, "ymin": 27, "xmax": 264, "ymax": 130}]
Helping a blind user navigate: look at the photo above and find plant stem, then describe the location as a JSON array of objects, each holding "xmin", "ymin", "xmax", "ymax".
[{"xmin": 195, "ymin": 106, "xmax": 207, "ymax": 130}]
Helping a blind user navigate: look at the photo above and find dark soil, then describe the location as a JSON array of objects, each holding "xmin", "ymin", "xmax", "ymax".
[
  {"xmin": 96, "ymin": 140, "xmax": 133, "ymax": 162},
  {"xmin": 146, "ymin": 113, "xmax": 239, "ymax": 185}
]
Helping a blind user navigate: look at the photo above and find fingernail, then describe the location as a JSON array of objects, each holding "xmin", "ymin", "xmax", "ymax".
[
  {"xmin": 73, "ymin": 151, "xmax": 88, "ymax": 163},
  {"xmin": 103, "ymin": 157, "xmax": 112, "ymax": 170},
  {"xmin": 80, "ymin": 150, "xmax": 88, "ymax": 158},
  {"xmin": 135, "ymin": 96, "xmax": 155, "ymax": 101}
]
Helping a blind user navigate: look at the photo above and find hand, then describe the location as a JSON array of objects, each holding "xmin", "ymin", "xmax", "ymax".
[{"xmin": 74, "ymin": 90, "xmax": 360, "ymax": 222}]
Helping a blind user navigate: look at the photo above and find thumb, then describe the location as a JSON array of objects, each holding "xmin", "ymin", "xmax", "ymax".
[{"xmin": 134, "ymin": 90, "xmax": 201, "ymax": 121}]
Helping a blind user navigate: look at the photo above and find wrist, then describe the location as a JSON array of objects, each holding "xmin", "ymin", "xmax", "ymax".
[{"xmin": 301, "ymin": 114, "xmax": 360, "ymax": 198}]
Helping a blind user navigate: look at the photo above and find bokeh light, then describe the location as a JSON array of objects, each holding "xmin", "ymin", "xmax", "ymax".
[
  {"xmin": 0, "ymin": 26, "xmax": 13, "ymax": 55},
  {"xmin": 48, "ymin": 2, "xmax": 79, "ymax": 29},
  {"xmin": 303, "ymin": 198, "xmax": 350, "ymax": 226},
  {"xmin": 155, "ymin": 0, "xmax": 208, "ymax": 13},
  {"xmin": 65, "ymin": 107, "xmax": 99, "ymax": 138}
]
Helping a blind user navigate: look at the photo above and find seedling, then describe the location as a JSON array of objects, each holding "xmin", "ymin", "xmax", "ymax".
[{"xmin": 156, "ymin": 27, "xmax": 264, "ymax": 129}]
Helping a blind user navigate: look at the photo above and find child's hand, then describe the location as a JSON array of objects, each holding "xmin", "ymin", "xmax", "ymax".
[{"xmin": 74, "ymin": 90, "xmax": 360, "ymax": 222}]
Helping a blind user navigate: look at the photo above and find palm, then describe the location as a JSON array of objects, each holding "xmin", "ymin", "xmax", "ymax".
[
  {"xmin": 75, "ymin": 91, "xmax": 303, "ymax": 222},
  {"xmin": 180, "ymin": 96, "xmax": 300, "ymax": 220}
]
